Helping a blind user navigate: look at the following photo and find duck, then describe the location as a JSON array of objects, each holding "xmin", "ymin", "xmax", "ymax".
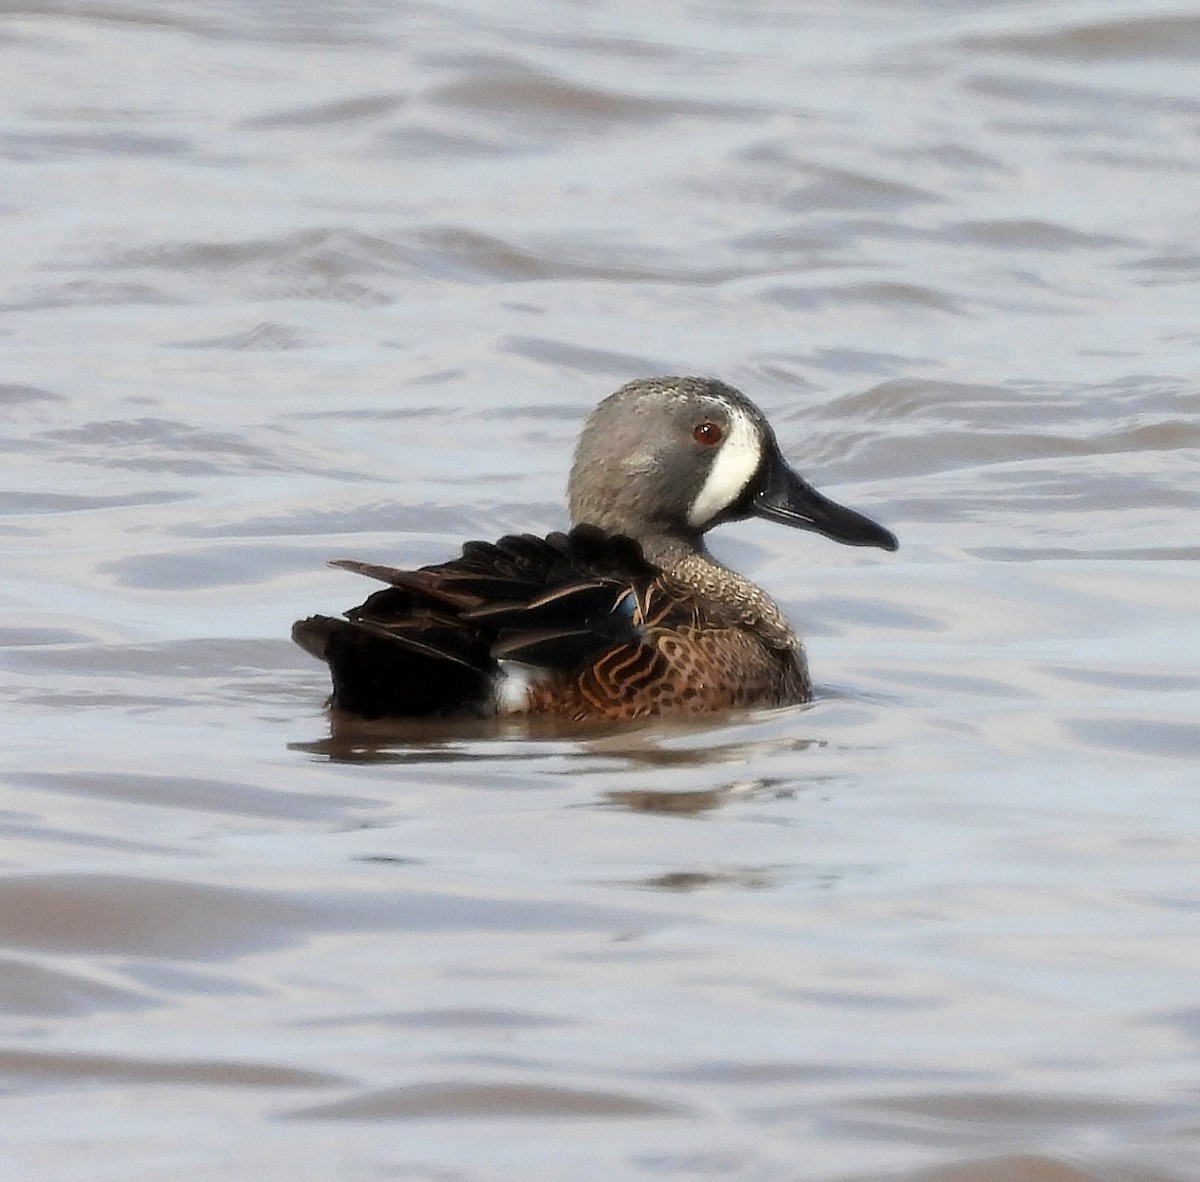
[{"xmin": 292, "ymin": 376, "xmax": 897, "ymax": 722}]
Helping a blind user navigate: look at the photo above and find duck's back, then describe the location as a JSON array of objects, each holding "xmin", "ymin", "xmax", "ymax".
[{"xmin": 292, "ymin": 526, "xmax": 809, "ymax": 722}]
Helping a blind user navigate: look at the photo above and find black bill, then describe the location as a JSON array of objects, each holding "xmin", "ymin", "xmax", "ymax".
[{"xmin": 751, "ymin": 448, "xmax": 898, "ymax": 552}]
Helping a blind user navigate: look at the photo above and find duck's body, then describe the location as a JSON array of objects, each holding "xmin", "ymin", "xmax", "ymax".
[
  {"xmin": 293, "ymin": 377, "xmax": 897, "ymax": 722},
  {"xmin": 294, "ymin": 526, "xmax": 810, "ymax": 721}
]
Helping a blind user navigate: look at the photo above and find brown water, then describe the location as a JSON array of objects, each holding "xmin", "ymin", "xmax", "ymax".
[{"xmin": 3, "ymin": 2, "xmax": 1200, "ymax": 1179}]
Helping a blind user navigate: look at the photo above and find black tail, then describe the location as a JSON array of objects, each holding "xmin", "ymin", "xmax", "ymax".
[{"xmin": 292, "ymin": 614, "xmax": 494, "ymax": 719}]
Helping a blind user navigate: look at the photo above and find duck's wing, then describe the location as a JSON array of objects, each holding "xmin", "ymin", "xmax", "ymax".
[{"xmin": 292, "ymin": 527, "xmax": 681, "ymax": 718}]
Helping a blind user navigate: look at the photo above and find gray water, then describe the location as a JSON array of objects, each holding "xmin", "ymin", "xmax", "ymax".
[{"xmin": 2, "ymin": 2, "xmax": 1200, "ymax": 1179}]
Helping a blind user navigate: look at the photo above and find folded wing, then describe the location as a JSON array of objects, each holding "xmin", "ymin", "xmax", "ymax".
[{"xmin": 292, "ymin": 527, "xmax": 675, "ymax": 719}]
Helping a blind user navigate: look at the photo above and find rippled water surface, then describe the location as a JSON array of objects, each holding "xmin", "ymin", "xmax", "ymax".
[{"xmin": 3, "ymin": 2, "xmax": 1200, "ymax": 1179}]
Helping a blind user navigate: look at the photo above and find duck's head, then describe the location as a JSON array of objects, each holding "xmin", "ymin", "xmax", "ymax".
[{"xmin": 567, "ymin": 376, "xmax": 898, "ymax": 555}]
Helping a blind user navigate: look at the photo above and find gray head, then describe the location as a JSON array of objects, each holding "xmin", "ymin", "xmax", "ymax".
[{"xmin": 567, "ymin": 376, "xmax": 898, "ymax": 556}]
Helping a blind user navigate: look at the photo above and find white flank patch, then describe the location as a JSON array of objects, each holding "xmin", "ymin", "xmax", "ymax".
[
  {"xmin": 493, "ymin": 661, "xmax": 546, "ymax": 714},
  {"xmin": 686, "ymin": 408, "xmax": 763, "ymax": 527}
]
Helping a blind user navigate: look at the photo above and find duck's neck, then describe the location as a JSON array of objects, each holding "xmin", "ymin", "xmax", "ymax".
[{"xmin": 640, "ymin": 533, "xmax": 798, "ymax": 652}]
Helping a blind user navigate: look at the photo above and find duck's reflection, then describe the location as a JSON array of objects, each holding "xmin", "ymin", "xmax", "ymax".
[{"xmin": 291, "ymin": 703, "xmax": 818, "ymax": 779}]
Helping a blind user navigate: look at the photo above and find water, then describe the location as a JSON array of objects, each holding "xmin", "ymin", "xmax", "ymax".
[{"xmin": 2, "ymin": 1, "xmax": 1199, "ymax": 1179}]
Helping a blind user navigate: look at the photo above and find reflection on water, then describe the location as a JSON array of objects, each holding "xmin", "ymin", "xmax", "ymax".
[
  {"xmin": 293, "ymin": 704, "xmax": 834, "ymax": 816},
  {"xmin": 3, "ymin": 0, "xmax": 1200, "ymax": 1179},
  {"xmin": 603, "ymin": 779, "xmax": 786, "ymax": 816}
]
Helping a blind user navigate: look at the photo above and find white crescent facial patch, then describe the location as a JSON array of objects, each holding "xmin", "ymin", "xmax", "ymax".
[{"xmin": 686, "ymin": 407, "xmax": 764, "ymax": 528}]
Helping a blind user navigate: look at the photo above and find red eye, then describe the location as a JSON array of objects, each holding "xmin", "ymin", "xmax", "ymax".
[{"xmin": 693, "ymin": 421, "xmax": 722, "ymax": 446}]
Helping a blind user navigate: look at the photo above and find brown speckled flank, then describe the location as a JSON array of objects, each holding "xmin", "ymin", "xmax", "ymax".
[
  {"xmin": 293, "ymin": 378, "xmax": 896, "ymax": 722},
  {"xmin": 521, "ymin": 564, "xmax": 812, "ymax": 721},
  {"xmin": 526, "ymin": 627, "xmax": 810, "ymax": 721}
]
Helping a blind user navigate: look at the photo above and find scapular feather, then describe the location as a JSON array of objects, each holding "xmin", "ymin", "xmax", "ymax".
[{"xmin": 297, "ymin": 526, "xmax": 671, "ymax": 717}]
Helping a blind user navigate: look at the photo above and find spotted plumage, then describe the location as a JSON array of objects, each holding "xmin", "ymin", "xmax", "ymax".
[{"xmin": 293, "ymin": 377, "xmax": 897, "ymax": 722}]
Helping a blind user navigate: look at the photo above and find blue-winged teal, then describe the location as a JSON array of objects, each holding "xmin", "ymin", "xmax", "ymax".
[{"xmin": 293, "ymin": 377, "xmax": 897, "ymax": 722}]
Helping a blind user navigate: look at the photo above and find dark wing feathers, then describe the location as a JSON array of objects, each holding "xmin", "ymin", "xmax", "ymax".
[
  {"xmin": 295, "ymin": 527, "xmax": 676, "ymax": 718},
  {"xmin": 462, "ymin": 580, "xmax": 622, "ymax": 628},
  {"xmin": 489, "ymin": 627, "xmax": 612, "ymax": 668},
  {"xmin": 347, "ymin": 617, "xmax": 490, "ymax": 671}
]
